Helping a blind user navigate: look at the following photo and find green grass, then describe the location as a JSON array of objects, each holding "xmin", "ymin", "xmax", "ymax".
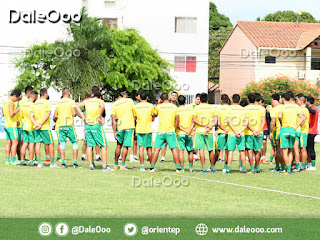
[{"xmin": 0, "ymin": 140, "xmax": 320, "ymax": 218}]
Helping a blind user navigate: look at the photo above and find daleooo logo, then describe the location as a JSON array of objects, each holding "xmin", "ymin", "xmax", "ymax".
[{"xmin": 9, "ymin": 10, "xmax": 82, "ymax": 24}]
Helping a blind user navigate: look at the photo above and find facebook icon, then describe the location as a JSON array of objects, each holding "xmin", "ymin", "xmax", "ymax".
[{"xmin": 55, "ymin": 222, "xmax": 69, "ymax": 237}]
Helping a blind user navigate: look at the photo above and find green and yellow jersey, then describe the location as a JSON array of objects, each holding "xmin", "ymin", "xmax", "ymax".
[
  {"xmin": 133, "ymin": 102, "xmax": 154, "ymax": 134},
  {"xmin": 154, "ymin": 102, "xmax": 177, "ymax": 133},
  {"xmin": 193, "ymin": 103, "xmax": 216, "ymax": 134},
  {"xmin": 176, "ymin": 105, "xmax": 194, "ymax": 135}
]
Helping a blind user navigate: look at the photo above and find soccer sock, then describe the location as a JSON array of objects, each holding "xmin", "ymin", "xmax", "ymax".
[
  {"xmin": 281, "ymin": 164, "xmax": 285, "ymax": 171},
  {"xmin": 227, "ymin": 166, "xmax": 231, "ymax": 171},
  {"xmin": 115, "ymin": 160, "xmax": 118, "ymax": 166},
  {"xmin": 250, "ymin": 165, "xmax": 255, "ymax": 172},
  {"xmin": 296, "ymin": 162, "xmax": 301, "ymax": 170},
  {"xmin": 269, "ymin": 156, "xmax": 274, "ymax": 162},
  {"xmin": 21, "ymin": 159, "xmax": 25, "ymax": 164},
  {"xmin": 161, "ymin": 156, "xmax": 165, "ymax": 160},
  {"xmin": 210, "ymin": 165, "xmax": 215, "ymax": 171},
  {"xmin": 239, "ymin": 161, "xmax": 243, "ymax": 168},
  {"xmin": 18, "ymin": 155, "xmax": 21, "ymax": 160},
  {"xmin": 46, "ymin": 155, "xmax": 49, "ymax": 159},
  {"xmin": 74, "ymin": 160, "xmax": 77, "ymax": 165},
  {"xmin": 121, "ymin": 161, "xmax": 125, "ymax": 167},
  {"xmin": 276, "ymin": 162, "xmax": 280, "ymax": 170},
  {"xmin": 37, "ymin": 157, "xmax": 41, "ymax": 164},
  {"xmin": 301, "ymin": 162, "xmax": 306, "ymax": 169},
  {"xmin": 6, "ymin": 157, "xmax": 10, "ymax": 163},
  {"xmin": 181, "ymin": 164, "xmax": 184, "ymax": 170},
  {"xmin": 140, "ymin": 164, "xmax": 145, "ymax": 169},
  {"xmin": 189, "ymin": 163, "xmax": 193, "ymax": 169},
  {"xmin": 242, "ymin": 166, "xmax": 246, "ymax": 172},
  {"xmin": 256, "ymin": 165, "xmax": 260, "ymax": 172},
  {"xmin": 62, "ymin": 160, "xmax": 66, "ymax": 165},
  {"xmin": 150, "ymin": 163, "xmax": 155, "ymax": 169},
  {"xmin": 82, "ymin": 154, "xmax": 85, "ymax": 158},
  {"xmin": 287, "ymin": 165, "xmax": 291, "ymax": 173},
  {"xmin": 311, "ymin": 160, "xmax": 316, "ymax": 167},
  {"xmin": 89, "ymin": 164, "xmax": 93, "ymax": 168},
  {"xmin": 175, "ymin": 163, "xmax": 181, "ymax": 169},
  {"xmin": 223, "ymin": 163, "xmax": 227, "ymax": 170},
  {"xmin": 50, "ymin": 158, "xmax": 54, "ymax": 165},
  {"xmin": 29, "ymin": 160, "xmax": 34, "ymax": 165},
  {"xmin": 202, "ymin": 165, "xmax": 206, "ymax": 171},
  {"xmin": 12, "ymin": 156, "xmax": 16, "ymax": 163},
  {"xmin": 96, "ymin": 155, "xmax": 100, "ymax": 160},
  {"xmin": 57, "ymin": 153, "xmax": 61, "ymax": 159},
  {"xmin": 102, "ymin": 164, "xmax": 107, "ymax": 169}
]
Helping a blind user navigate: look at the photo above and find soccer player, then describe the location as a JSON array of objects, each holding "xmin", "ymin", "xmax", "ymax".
[
  {"xmin": 176, "ymin": 95, "xmax": 195, "ymax": 172},
  {"xmin": 269, "ymin": 93, "xmax": 283, "ymax": 172},
  {"xmin": 111, "ymin": 91, "xmax": 135, "ymax": 170},
  {"xmin": 20, "ymin": 91, "xmax": 38, "ymax": 166},
  {"xmin": 150, "ymin": 93, "xmax": 180, "ymax": 172},
  {"xmin": 14, "ymin": 92, "xmax": 23, "ymax": 163},
  {"xmin": 129, "ymin": 91, "xmax": 140, "ymax": 163},
  {"xmin": 296, "ymin": 95, "xmax": 309, "ymax": 171},
  {"xmin": 278, "ymin": 92, "xmax": 306, "ymax": 174},
  {"xmin": 226, "ymin": 94, "xmax": 248, "ymax": 174},
  {"xmin": 2, "ymin": 89, "xmax": 22, "ymax": 165},
  {"xmin": 244, "ymin": 93, "xmax": 266, "ymax": 174},
  {"xmin": 30, "ymin": 88, "xmax": 55, "ymax": 168},
  {"xmin": 260, "ymin": 98, "xmax": 270, "ymax": 164},
  {"xmin": 133, "ymin": 90, "xmax": 155, "ymax": 171},
  {"xmin": 53, "ymin": 88, "xmax": 81, "ymax": 169},
  {"xmin": 214, "ymin": 94, "xmax": 230, "ymax": 173},
  {"xmin": 193, "ymin": 93, "xmax": 217, "ymax": 173},
  {"xmin": 191, "ymin": 93, "xmax": 201, "ymax": 161},
  {"xmin": 76, "ymin": 86, "xmax": 111, "ymax": 171},
  {"xmin": 306, "ymin": 96, "xmax": 318, "ymax": 170}
]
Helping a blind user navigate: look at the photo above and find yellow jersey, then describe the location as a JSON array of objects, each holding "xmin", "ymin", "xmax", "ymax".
[
  {"xmin": 269, "ymin": 104, "xmax": 283, "ymax": 135},
  {"xmin": 244, "ymin": 104, "xmax": 265, "ymax": 135},
  {"xmin": 55, "ymin": 97, "xmax": 76, "ymax": 127},
  {"xmin": 227, "ymin": 105, "xmax": 247, "ymax": 135},
  {"xmin": 193, "ymin": 103, "xmax": 216, "ymax": 134},
  {"xmin": 214, "ymin": 105, "xmax": 230, "ymax": 134},
  {"xmin": 111, "ymin": 98, "xmax": 135, "ymax": 130},
  {"xmin": 300, "ymin": 106, "xmax": 310, "ymax": 134},
  {"xmin": 32, "ymin": 98, "xmax": 52, "ymax": 130},
  {"xmin": 21, "ymin": 99, "xmax": 34, "ymax": 131},
  {"xmin": 14, "ymin": 102, "xmax": 22, "ymax": 128},
  {"xmin": 154, "ymin": 102, "xmax": 177, "ymax": 133},
  {"xmin": 83, "ymin": 97, "xmax": 105, "ymax": 126},
  {"xmin": 133, "ymin": 102, "xmax": 154, "ymax": 134},
  {"xmin": 279, "ymin": 103, "xmax": 302, "ymax": 129},
  {"xmin": 2, "ymin": 98, "xmax": 17, "ymax": 128},
  {"xmin": 176, "ymin": 105, "xmax": 194, "ymax": 135}
]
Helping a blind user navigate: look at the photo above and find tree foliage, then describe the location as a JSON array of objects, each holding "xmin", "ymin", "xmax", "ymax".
[
  {"xmin": 209, "ymin": 2, "xmax": 232, "ymax": 32},
  {"xmin": 240, "ymin": 75, "xmax": 320, "ymax": 105},
  {"xmin": 13, "ymin": 8, "xmax": 174, "ymax": 101},
  {"xmin": 257, "ymin": 10, "xmax": 319, "ymax": 23}
]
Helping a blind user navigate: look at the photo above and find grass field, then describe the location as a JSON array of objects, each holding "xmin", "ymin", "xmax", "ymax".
[{"xmin": 1, "ymin": 139, "xmax": 320, "ymax": 218}]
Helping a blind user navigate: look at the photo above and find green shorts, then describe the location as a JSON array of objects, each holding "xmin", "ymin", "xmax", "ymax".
[
  {"xmin": 117, "ymin": 129, "xmax": 134, "ymax": 147},
  {"xmin": 245, "ymin": 134, "xmax": 263, "ymax": 152},
  {"xmin": 280, "ymin": 128, "xmax": 296, "ymax": 149},
  {"xmin": 5, "ymin": 127, "xmax": 18, "ymax": 140},
  {"xmin": 154, "ymin": 132, "xmax": 177, "ymax": 149},
  {"xmin": 299, "ymin": 133, "xmax": 308, "ymax": 148},
  {"xmin": 216, "ymin": 133, "xmax": 228, "ymax": 151},
  {"xmin": 271, "ymin": 131, "xmax": 277, "ymax": 147},
  {"xmin": 58, "ymin": 126, "xmax": 77, "ymax": 143},
  {"xmin": 17, "ymin": 127, "xmax": 22, "ymax": 142},
  {"xmin": 177, "ymin": 134, "xmax": 193, "ymax": 151},
  {"xmin": 295, "ymin": 130, "xmax": 302, "ymax": 142},
  {"xmin": 35, "ymin": 129, "xmax": 54, "ymax": 145},
  {"xmin": 137, "ymin": 133, "xmax": 152, "ymax": 148},
  {"xmin": 227, "ymin": 135, "xmax": 245, "ymax": 151},
  {"xmin": 195, "ymin": 133, "xmax": 214, "ymax": 151},
  {"xmin": 22, "ymin": 130, "xmax": 35, "ymax": 143},
  {"xmin": 85, "ymin": 124, "xmax": 107, "ymax": 147}
]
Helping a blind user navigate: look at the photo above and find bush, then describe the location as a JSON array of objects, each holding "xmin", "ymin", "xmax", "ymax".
[{"xmin": 240, "ymin": 75, "xmax": 320, "ymax": 105}]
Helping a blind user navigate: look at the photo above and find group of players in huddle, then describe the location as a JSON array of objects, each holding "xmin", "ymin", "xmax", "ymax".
[{"xmin": 2, "ymin": 85, "xmax": 318, "ymax": 174}]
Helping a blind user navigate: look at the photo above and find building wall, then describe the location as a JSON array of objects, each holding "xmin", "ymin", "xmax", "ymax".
[{"xmin": 219, "ymin": 26, "xmax": 256, "ymax": 96}]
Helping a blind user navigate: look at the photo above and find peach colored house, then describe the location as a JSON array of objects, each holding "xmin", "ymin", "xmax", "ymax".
[{"xmin": 219, "ymin": 21, "xmax": 320, "ymax": 96}]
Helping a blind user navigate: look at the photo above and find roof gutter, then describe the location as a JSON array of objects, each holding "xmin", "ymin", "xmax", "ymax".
[{"xmin": 258, "ymin": 47, "xmax": 302, "ymax": 52}]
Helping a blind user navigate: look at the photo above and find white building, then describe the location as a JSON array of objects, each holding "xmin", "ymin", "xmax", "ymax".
[{"xmin": 0, "ymin": 0, "xmax": 209, "ymax": 103}]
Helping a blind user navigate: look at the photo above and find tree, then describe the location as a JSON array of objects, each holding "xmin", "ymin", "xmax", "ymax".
[
  {"xmin": 240, "ymin": 75, "xmax": 320, "ymax": 105},
  {"xmin": 208, "ymin": 2, "xmax": 233, "ymax": 83},
  {"xmin": 257, "ymin": 10, "xmax": 319, "ymax": 23},
  {"xmin": 13, "ymin": 8, "xmax": 174, "ymax": 101}
]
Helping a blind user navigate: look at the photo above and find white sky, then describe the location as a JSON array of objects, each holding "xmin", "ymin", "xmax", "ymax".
[{"xmin": 213, "ymin": 0, "xmax": 320, "ymax": 25}]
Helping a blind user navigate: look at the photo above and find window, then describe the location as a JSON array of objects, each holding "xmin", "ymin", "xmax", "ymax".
[
  {"xmin": 175, "ymin": 17, "xmax": 197, "ymax": 33},
  {"xmin": 104, "ymin": 0, "xmax": 116, "ymax": 7},
  {"xmin": 265, "ymin": 56, "xmax": 276, "ymax": 64},
  {"xmin": 174, "ymin": 56, "xmax": 197, "ymax": 72},
  {"xmin": 311, "ymin": 58, "xmax": 320, "ymax": 70},
  {"xmin": 103, "ymin": 18, "xmax": 118, "ymax": 29}
]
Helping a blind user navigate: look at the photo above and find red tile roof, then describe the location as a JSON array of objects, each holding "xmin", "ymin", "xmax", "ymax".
[{"xmin": 237, "ymin": 21, "xmax": 320, "ymax": 49}]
